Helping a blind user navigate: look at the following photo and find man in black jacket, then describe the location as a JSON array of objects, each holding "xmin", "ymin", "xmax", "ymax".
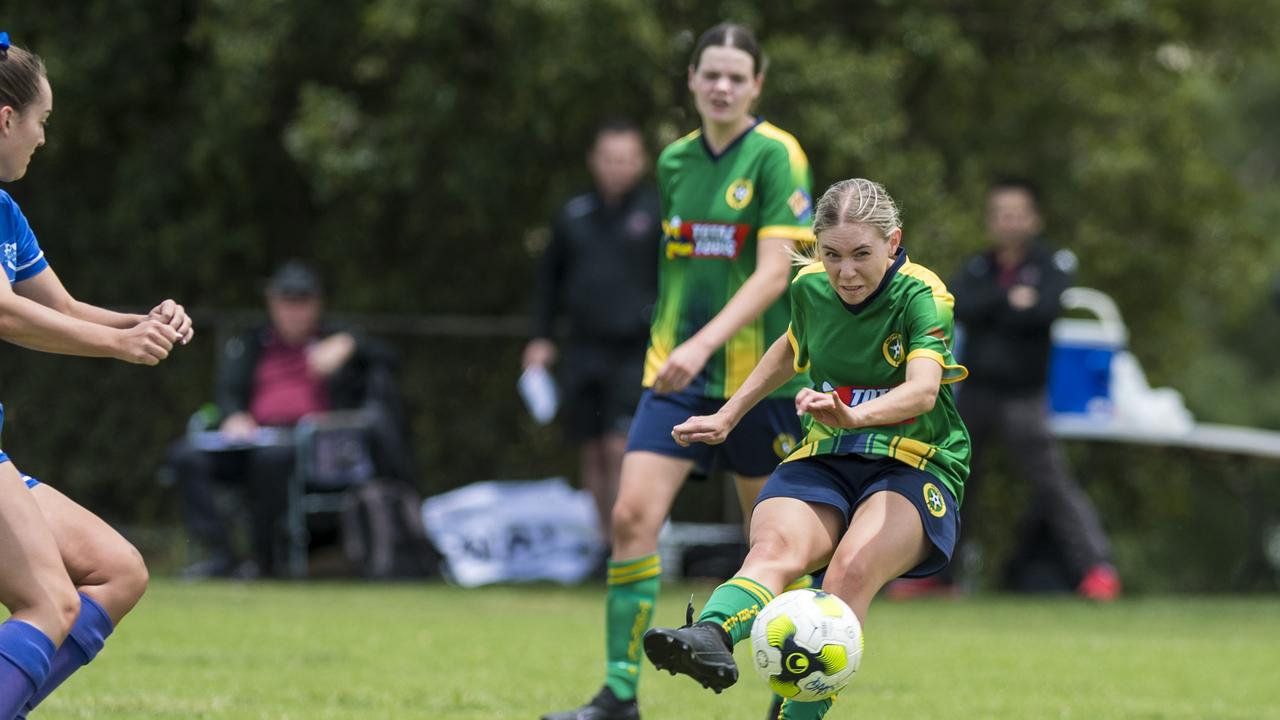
[
  {"xmin": 169, "ymin": 261, "xmax": 410, "ymax": 578},
  {"xmin": 522, "ymin": 118, "xmax": 660, "ymax": 538},
  {"xmin": 942, "ymin": 179, "xmax": 1120, "ymax": 600}
]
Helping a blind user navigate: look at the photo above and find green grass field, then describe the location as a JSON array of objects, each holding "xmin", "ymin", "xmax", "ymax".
[{"xmin": 24, "ymin": 580, "xmax": 1280, "ymax": 719}]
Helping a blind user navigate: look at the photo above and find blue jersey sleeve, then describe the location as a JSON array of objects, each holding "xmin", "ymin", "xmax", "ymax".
[{"xmin": 0, "ymin": 190, "xmax": 49, "ymax": 285}]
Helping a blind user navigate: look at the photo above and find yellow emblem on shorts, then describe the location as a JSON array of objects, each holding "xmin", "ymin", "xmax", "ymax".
[
  {"xmin": 772, "ymin": 432, "xmax": 797, "ymax": 459},
  {"xmin": 882, "ymin": 332, "xmax": 904, "ymax": 367},
  {"xmin": 725, "ymin": 179, "xmax": 754, "ymax": 210},
  {"xmin": 923, "ymin": 483, "xmax": 946, "ymax": 518}
]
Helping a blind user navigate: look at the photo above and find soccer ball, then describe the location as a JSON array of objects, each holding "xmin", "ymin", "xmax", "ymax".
[{"xmin": 749, "ymin": 589, "xmax": 862, "ymax": 702}]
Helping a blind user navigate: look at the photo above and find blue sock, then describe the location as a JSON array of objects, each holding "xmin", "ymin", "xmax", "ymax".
[
  {"xmin": 18, "ymin": 593, "xmax": 114, "ymax": 718},
  {"xmin": 0, "ymin": 619, "xmax": 56, "ymax": 719}
]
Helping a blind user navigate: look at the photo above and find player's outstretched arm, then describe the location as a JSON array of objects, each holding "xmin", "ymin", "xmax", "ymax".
[
  {"xmin": 13, "ymin": 268, "xmax": 194, "ymax": 344},
  {"xmin": 797, "ymin": 357, "xmax": 942, "ymax": 429},
  {"xmin": 0, "ymin": 278, "xmax": 179, "ymax": 364},
  {"xmin": 673, "ymin": 333, "xmax": 797, "ymax": 446}
]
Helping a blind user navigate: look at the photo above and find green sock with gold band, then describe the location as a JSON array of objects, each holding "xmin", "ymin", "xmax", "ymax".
[
  {"xmin": 695, "ymin": 576, "xmax": 775, "ymax": 645},
  {"xmin": 779, "ymin": 695, "xmax": 836, "ymax": 719},
  {"xmin": 604, "ymin": 554, "xmax": 661, "ymax": 701}
]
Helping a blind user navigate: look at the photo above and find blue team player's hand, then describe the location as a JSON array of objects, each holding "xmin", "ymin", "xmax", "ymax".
[
  {"xmin": 147, "ymin": 298, "xmax": 195, "ymax": 345},
  {"xmin": 115, "ymin": 318, "xmax": 182, "ymax": 365}
]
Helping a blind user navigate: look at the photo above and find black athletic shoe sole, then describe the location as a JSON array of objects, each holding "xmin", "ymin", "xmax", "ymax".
[{"xmin": 642, "ymin": 627, "xmax": 739, "ymax": 693}]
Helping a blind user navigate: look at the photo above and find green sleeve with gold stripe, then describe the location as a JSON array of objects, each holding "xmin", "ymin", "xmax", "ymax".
[
  {"xmin": 754, "ymin": 128, "xmax": 814, "ymax": 242},
  {"xmin": 903, "ymin": 285, "xmax": 968, "ymax": 383}
]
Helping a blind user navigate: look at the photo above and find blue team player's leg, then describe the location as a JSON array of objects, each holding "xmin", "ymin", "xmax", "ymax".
[
  {"xmin": 15, "ymin": 480, "xmax": 149, "ymax": 717},
  {"xmin": 0, "ymin": 461, "xmax": 74, "ymax": 718}
]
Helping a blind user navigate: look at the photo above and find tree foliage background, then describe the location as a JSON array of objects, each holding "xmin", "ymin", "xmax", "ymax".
[{"xmin": 1, "ymin": 0, "xmax": 1278, "ymax": 588}]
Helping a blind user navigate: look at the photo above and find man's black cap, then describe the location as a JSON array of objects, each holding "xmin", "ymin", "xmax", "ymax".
[{"xmin": 265, "ymin": 260, "xmax": 323, "ymax": 297}]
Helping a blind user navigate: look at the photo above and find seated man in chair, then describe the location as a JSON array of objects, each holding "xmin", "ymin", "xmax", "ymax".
[{"xmin": 167, "ymin": 260, "xmax": 409, "ymax": 578}]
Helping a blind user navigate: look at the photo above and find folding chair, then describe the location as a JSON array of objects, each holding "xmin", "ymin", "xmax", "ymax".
[{"xmin": 285, "ymin": 410, "xmax": 378, "ymax": 577}]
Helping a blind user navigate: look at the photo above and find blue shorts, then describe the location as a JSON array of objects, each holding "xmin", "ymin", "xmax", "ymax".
[
  {"xmin": 625, "ymin": 389, "xmax": 801, "ymax": 478},
  {"xmin": 757, "ymin": 453, "xmax": 959, "ymax": 578},
  {"xmin": 0, "ymin": 404, "xmax": 40, "ymax": 488}
]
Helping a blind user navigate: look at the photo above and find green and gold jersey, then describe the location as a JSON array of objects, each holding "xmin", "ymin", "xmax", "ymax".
[
  {"xmin": 644, "ymin": 119, "xmax": 814, "ymax": 399},
  {"xmin": 784, "ymin": 251, "xmax": 971, "ymax": 504}
]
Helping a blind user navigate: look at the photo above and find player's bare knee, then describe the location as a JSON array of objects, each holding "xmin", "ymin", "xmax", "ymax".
[
  {"xmin": 825, "ymin": 555, "xmax": 876, "ymax": 598},
  {"xmin": 117, "ymin": 542, "xmax": 150, "ymax": 605},
  {"xmin": 609, "ymin": 498, "xmax": 658, "ymax": 549},
  {"xmin": 745, "ymin": 529, "xmax": 805, "ymax": 577},
  {"xmin": 99, "ymin": 543, "xmax": 149, "ymax": 619},
  {"xmin": 44, "ymin": 581, "xmax": 82, "ymax": 640}
]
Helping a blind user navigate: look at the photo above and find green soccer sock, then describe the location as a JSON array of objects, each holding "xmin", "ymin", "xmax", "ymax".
[
  {"xmin": 604, "ymin": 554, "xmax": 661, "ymax": 702},
  {"xmin": 695, "ymin": 576, "xmax": 775, "ymax": 646},
  {"xmin": 779, "ymin": 695, "xmax": 836, "ymax": 719}
]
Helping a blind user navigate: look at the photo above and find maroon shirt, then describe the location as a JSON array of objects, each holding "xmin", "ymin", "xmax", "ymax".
[{"xmin": 249, "ymin": 335, "xmax": 331, "ymax": 426}]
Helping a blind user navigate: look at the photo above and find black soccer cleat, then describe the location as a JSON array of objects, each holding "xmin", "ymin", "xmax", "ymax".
[
  {"xmin": 642, "ymin": 603, "xmax": 738, "ymax": 694},
  {"xmin": 540, "ymin": 686, "xmax": 639, "ymax": 720}
]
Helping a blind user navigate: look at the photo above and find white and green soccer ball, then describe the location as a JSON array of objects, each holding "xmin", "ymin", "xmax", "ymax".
[{"xmin": 749, "ymin": 589, "xmax": 862, "ymax": 702}]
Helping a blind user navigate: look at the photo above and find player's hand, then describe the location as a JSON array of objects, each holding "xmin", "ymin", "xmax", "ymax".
[
  {"xmin": 672, "ymin": 412, "xmax": 734, "ymax": 446},
  {"xmin": 115, "ymin": 319, "xmax": 180, "ymax": 365},
  {"xmin": 653, "ymin": 339, "xmax": 712, "ymax": 394},
  {"xmin": 522, "ymin": 338, "xmax": 557, "ymax": 369},
  {"xmin": 219, "ymin": 411, "xmax": 259, "ymax": 442},
  {"xmin": 307, "ymin": 333, "xmax": 357, "ymax": 378},
  {"xmin": 147, "ymin": 298, "xmax": 195, "ymax": 345},
  {"xmin": 795, "ymin": 387, "xmax": 859, "ymax": 428}
]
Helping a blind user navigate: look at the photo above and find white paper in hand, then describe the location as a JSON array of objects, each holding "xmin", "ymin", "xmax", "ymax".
[{"xmin": 518, "ymin": 365, "xmax": 559, "ymax": 425}]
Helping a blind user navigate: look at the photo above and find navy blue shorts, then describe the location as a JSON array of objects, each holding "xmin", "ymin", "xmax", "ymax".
[
  {"xmin": 757, "ymin": 454, "xmax": 960, "ymax": 578},
  {"xmin": 625, "ymin": 389, "xmax": 801, "ymax": 478}
]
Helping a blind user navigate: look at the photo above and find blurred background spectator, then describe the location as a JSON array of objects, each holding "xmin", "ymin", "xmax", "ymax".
[
  {"xmin": 165, "ymin": 260, "xmax": 413, "ymax": 578},
  {"xmin": 522, "ymin": 117, "xmax": 660, "ymax": 539},
  {"xmin": 931, "ymin": 179, "xmax": 1120, "ymax": 600}
]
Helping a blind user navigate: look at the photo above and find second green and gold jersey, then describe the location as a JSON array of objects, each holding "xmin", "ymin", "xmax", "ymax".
[
  {"xmin": 644, "ymin": 119, "xmax": 814, "ymax": 399},
  {"xmin": 784, "ymin": 251, "xmax": 972, "ymax": 504}
]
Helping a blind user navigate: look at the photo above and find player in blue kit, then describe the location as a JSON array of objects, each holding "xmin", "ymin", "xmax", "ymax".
[{"xmin": 0, "ymin": 34, "xmax": 193, "ymax": 719}]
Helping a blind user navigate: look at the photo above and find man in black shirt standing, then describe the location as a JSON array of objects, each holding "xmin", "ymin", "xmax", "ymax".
[
  {"xmin": 523, "ymin": 118, "xmax": 660, "ymax": 538},
  {"xmin": 945, "ymin": 178, "xmax": 1120, "ymax": 601}
]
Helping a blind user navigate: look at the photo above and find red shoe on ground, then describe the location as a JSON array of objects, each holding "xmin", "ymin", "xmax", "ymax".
[{"xmin": 1077, "ymin": 564, "xmax": 1122, "ymax": 601}]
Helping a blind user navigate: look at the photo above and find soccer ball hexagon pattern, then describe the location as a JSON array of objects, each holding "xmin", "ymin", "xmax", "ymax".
[{"xmin": 749, "ymin": 589, "xmax": 863, "ymax": 702}]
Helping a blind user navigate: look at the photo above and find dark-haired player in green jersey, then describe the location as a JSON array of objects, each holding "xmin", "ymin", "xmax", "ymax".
[
  {"xmin": 543, "ymin": 21, "xmax": 815, "ymax": 720},
  {"xmin": 643, "ymin": 179, "xmax": 971, "ymax": 720}
]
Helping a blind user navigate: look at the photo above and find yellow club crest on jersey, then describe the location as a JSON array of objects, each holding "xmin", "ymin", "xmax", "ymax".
[
  {"xmin": 923, "ymin": 482, "xmax": 947, "ymax": 517},
  {"xmin": 882, "ymin": 332, "xmax": 904, "ymax": 367},
  {"xmin": 725, "ymin": 179, "xmax": 754, "ymax": 210},
  {"xmin": 772, "ymin": 432, "xmax": 798, "ymax": 459}
]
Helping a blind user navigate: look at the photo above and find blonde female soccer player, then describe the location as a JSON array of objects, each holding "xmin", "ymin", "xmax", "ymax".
[
  {"xmin": 544, "ymin": 21, "xmax": 816, "ymax": 720},
  {"xmin": 0, "ymin": 33, "xmax": 192, "ymax": 719},
  {"xmin": 643, "ymin": 179, "xmax": 970, "ymax": 720}
]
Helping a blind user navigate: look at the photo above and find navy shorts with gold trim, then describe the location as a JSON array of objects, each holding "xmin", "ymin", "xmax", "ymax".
[
  {"xmin": 757, "ymin": 453, "xmax": 959, "ymax": 578},
  {"xmin": 625, "ymin": 389, "xmax": 801, "ymax": 478}
]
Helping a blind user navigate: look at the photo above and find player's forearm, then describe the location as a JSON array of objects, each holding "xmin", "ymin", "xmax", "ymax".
[
  {"xmin": 687, "ymin": 264, "xmax": 789, "ymax": 355},
  {"xmin": 66, "ymin": 299, "xmax": 146, "ymax": 329},
  {"xmin": 847, "ymin": 377, "xmax": 939, "ymax": 427},
  {"xmin": 721, "ymin": 335, "xmax": 796, "ymax": 424},
  {"xmin": 0, "ymin": 294, "xmax": 121, "ymax": 357}
]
